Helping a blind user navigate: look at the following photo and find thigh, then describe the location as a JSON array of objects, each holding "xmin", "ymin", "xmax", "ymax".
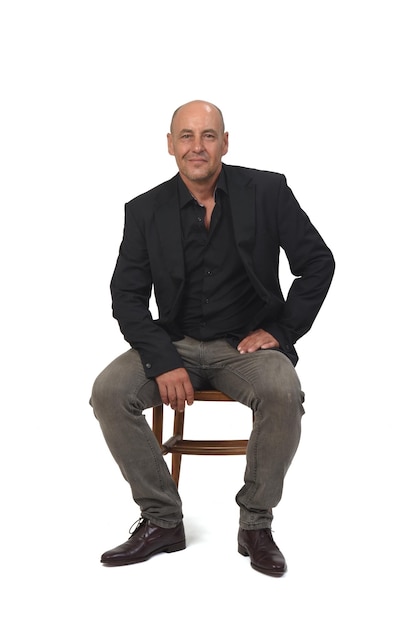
[
  {"xmin": 91, "ymin": 348, "xmax": 162, "ymax": 412},
  {"xmin": 205, "ymin": 341, "xmax": 304, "ymax": 410}
]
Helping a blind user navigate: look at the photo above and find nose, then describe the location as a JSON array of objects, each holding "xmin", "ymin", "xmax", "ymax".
[{"xmin": 191, "ymin": 137, "xmax": 203, "ymax": 152}]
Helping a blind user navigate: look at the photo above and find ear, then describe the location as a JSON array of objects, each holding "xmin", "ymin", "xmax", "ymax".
[
  {"xmin": 221, "ymin": 132, "xmax": 229, "ymax": 157},
  {"xmin": 167, "ymin": 133, "xmax": 175, "ymax": 155}
]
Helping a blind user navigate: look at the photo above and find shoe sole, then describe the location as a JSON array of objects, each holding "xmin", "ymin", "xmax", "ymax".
[
  {"xmin": 101, "ymin": 540, "xmax": 186, "ymax": 566},
  {"xmin": 238, "ymin": 543, "xmax": 287, "ymax": 578}
]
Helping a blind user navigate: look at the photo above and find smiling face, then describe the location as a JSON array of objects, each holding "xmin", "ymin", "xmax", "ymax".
[{"xmin": 167, "ymin": 100, "xmax": 229, "ymax": 187}]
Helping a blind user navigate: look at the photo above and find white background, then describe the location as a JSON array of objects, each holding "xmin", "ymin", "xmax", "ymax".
[{"xmin": 1, "ymin": 1, "xmax": 416, "ymax": 624}]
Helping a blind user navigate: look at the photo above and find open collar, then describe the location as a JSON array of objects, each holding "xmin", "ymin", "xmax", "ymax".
[{"xmin": 154, "ymin": 165, "xmax": 256, "ymax": 279}]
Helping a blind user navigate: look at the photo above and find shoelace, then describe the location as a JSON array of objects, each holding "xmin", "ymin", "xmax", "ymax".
[{"xmin": 129, "ymin": 518, "xmax": 146, "ymax": 536}]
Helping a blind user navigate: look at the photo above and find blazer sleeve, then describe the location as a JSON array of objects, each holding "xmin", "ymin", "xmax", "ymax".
[
  {"xmin": 110, "ymin": 201, "xmax": 184, "ymax": 378},
  {"xmin": 270, "ymin": 175, "xmax": 335, "ymax": 349}
]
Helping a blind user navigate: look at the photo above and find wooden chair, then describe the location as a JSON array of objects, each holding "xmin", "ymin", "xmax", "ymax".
[{"xmin": 152, "ymin": 389, "xmax": 254, "ymax": 486}]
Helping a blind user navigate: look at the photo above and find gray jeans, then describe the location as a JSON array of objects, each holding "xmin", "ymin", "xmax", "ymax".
[{"xmin": 90, "ymin": 337, "xmax": 304, "ymax": 530}]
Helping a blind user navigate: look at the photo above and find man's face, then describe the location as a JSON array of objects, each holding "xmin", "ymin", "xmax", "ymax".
[{"xmin": 167, "ymin": 102, "xmax": 229, "ymax": 185}]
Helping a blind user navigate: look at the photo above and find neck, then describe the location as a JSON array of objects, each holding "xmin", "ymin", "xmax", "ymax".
[
  {"xmin": 179, "ymin": 166, "xmax": 221, "ymax": 206},
  {"xmin": 188, "ymin": 184, "xmax": 215, "ymax": 207}
]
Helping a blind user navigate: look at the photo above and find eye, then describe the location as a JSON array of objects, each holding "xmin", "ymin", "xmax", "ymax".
[{"xmin": 181, "ymin": 134, "xmax": 192, "ymax": 139}]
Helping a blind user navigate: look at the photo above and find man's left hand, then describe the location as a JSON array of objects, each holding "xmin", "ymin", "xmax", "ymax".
[{"xmin": 237, "ymin": 329, "xmax": 280, "ymax": 354}]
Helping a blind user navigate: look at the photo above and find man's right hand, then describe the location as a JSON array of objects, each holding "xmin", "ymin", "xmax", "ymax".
[{"xmin": 155, "ymin": 368, "xmax": 194, "ymax": 412}]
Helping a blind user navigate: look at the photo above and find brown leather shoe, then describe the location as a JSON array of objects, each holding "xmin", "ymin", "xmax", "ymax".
[
  {"xmin": 101, "ymin": 519, "xmax": 186, "ymax": 566},
  {"xmin": 238, "ymin": 528, "xmax": 287, "ymax": 577}
]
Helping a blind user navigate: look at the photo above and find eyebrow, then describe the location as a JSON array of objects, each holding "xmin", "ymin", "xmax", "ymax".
[{"xmin": 178, "ymin": 128, "xmax": 219, "ymax": 135}]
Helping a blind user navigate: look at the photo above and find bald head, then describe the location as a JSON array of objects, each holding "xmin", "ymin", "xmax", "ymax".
[
  {"xmin": 170, "ymin": 100, "xmax": 225, "ymax": 134},
  {"xmin": 167, "ymin": 99, "xmax": 229, "ymax": 188}
]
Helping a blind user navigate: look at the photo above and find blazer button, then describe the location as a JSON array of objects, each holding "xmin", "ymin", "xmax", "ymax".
[{"xmin": 145, "ymin": 363, "xmax": 152, "ymax": 369}]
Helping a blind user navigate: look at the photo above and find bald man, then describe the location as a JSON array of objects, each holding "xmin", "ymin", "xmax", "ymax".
[{"xmin": 91, "ymin": 100, "xmax": 334, "ymax": 577}]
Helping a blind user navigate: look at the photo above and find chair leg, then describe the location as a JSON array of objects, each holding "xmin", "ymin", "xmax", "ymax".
[
  {"xmin": 153, "ymin": 396, "xmax": 254, "ymax": 488},
  {"xmin": 171, "ymin": 409, "xmax": 185, "ymax": 486},
  {"xmin": 152, "ymin": 404, "xmax": 163, "ymax": 447},
  {"xmin": 171, "ymin": 453, "xmax": 182, "ymax": 487}
]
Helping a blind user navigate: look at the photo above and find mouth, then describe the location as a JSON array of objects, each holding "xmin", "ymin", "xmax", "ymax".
[{"xmin": 187, "ymin": 158, "xmax": 208, "ymax": 164}]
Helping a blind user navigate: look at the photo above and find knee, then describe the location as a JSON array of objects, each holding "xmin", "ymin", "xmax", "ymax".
[
  {"xmin": 256, "ymin": 352, "xmax": 304, "ymax": 410},
  {"xmin": 90, "ymin": 364, "xmax": 134, "ymax": 421},
  {"xmin": 90, "ymin": 371, "xmax": 114, "ymax": 419}
]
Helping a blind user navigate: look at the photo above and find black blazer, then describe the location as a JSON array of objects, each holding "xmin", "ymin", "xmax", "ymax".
[{"xmin": 111, "ymin": 164, "xmax": 335, "ymax": 377}]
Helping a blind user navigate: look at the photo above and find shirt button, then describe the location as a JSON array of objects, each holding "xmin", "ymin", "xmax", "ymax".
[{"xmin": 145, "ymin": 363, "xmax": 152, "ymax": 369}]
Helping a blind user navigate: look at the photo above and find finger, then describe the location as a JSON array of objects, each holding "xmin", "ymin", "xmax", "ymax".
[
  {"xmin": 246, "ymin": 341, "xmax": 263, "ymax": 353},
  {"xmin": 239, "ymin": 337, "xmax": 278, "ymax": 353},
  {"xmin": 260, "ymin": 340, "xmax": 277, "ymax": 350},
  {"xmin": 166, "ymin": 384, "xmax": 180, "ymax": 410},
  {"xmin": 237, "ymin": 338, "xmax": 252, "ymax": 353},
  {"xmin": 183, "ymin": 379, "xmax": 195, "ymax": 406},
  {"xmin": 238, "ymin": 330, "xmax": 261, "ymax": 352},
  {"xmin": 157, "ymin": 382, "xmax": 169, "ymax": 405},
  {"xmin": 176, "ymin": 378, "xmax": 195, "ymax": 411},
  {"xmin": 238, "ymin": 338, "xmax": 261, "ymax": 353},
  {"xmin": 174, "ymin": 386, "xmax": 186, "ymax": 412}
]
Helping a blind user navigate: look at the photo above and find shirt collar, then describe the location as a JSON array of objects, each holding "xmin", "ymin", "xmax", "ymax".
[{"xmin": 177, "ymin": 166, "xmax": 228, "ymax": 209}]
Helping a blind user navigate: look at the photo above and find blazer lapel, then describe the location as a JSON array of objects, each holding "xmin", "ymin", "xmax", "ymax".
[
  {"xmin": 225, "ymin": 166, "xmax": 256, "ymax": 256},
  {"xmin": 154, "ymin": 177, "xmax": 185, "ymax": 282},
  {"xmin": 225, "ymin": 166, "xmax": 271, "ymax": 303}
]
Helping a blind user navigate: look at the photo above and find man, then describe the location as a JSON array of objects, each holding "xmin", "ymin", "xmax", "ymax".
[{"xmin": 91, "ymin": 100, "xmax": 335, "ymax": 577}]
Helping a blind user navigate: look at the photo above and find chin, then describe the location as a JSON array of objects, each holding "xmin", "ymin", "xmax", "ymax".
[{"xmin": 184, "ymin": 168, "xmax": 212, "ymax": 182}]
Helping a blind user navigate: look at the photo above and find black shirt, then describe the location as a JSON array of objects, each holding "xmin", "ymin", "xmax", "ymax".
[{"xmin": 177, "ymin": 170, "xmax": 265, "ymax": 342}]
